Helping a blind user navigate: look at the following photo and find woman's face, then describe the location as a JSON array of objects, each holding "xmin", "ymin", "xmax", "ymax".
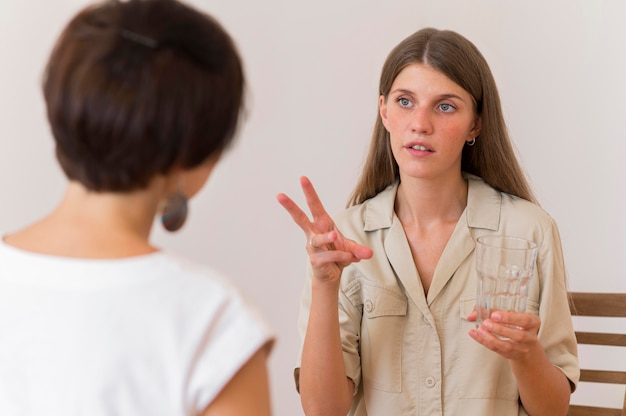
[{"xmin": 379, "ymin": 63, "xmax": 480, "ymax": 183}]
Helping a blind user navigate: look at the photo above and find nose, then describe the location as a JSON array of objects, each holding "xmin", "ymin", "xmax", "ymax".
[{"xmin": 411, "ymin": 106, "xmax": 433, "ymax": 135}]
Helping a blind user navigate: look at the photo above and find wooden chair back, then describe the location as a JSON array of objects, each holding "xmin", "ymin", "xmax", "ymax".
[{"xmin": 567, "ymin": 292, "xmax": 626, "ymax": 416}]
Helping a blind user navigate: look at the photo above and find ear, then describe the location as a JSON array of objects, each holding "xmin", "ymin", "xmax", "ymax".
[
  {"xmin": 162, "ymin": 167, "xmax": 184, "ymax": 195},
  {"xmin": 379, "ymin": 95, "xmax": 390, "ymax": 129},
  {"xmin": 470, "ymin": 115, "xmax": 481, "ymax": 138}
]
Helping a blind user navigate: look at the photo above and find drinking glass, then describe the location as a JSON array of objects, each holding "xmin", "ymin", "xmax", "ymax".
[{"xmin": 475, "ymin": 236, "xmax": 537, "ymax": 329}]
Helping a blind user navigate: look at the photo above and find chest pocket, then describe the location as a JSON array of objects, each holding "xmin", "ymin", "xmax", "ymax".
[{"xmin": 360, "ymin": 284, "xmax": 408, "ymax": 393}]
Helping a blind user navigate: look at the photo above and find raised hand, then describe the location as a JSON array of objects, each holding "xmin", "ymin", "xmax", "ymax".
[{"xmin": 276, "ymin": 176, "xmax": 373, "ymax": 283}]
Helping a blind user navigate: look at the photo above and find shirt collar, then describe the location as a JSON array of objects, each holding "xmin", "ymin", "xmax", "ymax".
[
  {"xmin": 362, "ymin": 173, "xmax": 502, "ymax": 232},
  {"xmin": 464, "ymin": 173, "xmax": 501, "ymax": 231}
]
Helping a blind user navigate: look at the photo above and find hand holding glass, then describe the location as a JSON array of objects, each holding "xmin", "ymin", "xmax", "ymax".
[{"xmin": 475, "ymin": 236, "xmax": 537, "ymax": 330}]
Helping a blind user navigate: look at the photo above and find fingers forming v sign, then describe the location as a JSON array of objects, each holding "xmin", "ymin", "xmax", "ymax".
[{"xmin": 276, "ymin": 176, "xmax": 373, "ymax": 283}]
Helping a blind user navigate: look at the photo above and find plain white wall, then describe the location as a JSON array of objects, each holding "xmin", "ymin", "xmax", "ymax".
[{"xmin": 1, "ymin": 1, "xmax": 624, "ymax": 414}]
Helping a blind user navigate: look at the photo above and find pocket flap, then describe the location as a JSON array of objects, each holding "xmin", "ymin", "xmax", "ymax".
[{"xmin": 363, "ymin": 287, "xmax": 408, "ymax": 318}]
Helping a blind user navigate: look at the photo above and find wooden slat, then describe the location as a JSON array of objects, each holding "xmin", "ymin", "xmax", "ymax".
[
  {"xmin": 576, "ymin": 331, "xmax": 626, "ymax": 347},
  {"xmin": 580, "ymin": 369, "xmax": 626, "ymax": 384},
  {"xmin": 567, "ymin": 404, "xmax": 622, "ymax": 416},
  {"xmin": 567, "ymin": 292, "xmax": 626, "ymax": 415},
  {"xmin": 569, "ymin": 293, "xmax": 626, "ymax": 317}
]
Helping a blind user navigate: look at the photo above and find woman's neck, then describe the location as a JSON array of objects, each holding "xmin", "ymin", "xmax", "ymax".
[
  {"xmin": 4, "ymin": 180, "xmax": 168, "ymax": 259},
  {"xmin": 394, "ymin": 173, "xmax": 468, "ymax": 228}
]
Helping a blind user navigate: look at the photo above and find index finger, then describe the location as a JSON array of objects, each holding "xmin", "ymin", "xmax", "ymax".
[
  {"xmin": 276, "ymin": 192, "xmax": 313, "ymax": 233},
  {"xmin": 491, "ymin": 311, "xmax": 539, "ymax": 330}
]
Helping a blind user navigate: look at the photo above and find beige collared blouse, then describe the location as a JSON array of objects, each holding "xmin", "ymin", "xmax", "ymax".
[{"xmin": 295, "ymin": 174, "xmax": 579, "ymax": 415}]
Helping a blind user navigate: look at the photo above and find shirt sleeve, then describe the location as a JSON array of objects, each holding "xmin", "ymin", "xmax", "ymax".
[
  {"xmin": 295, "ymin": 263, "xmax": 363, "ymax": 395},
  {"xmin": 534, "ymin": 217, "xmax": 580, "ymax": 391},
  {"xmin": 186, "ymin": 284, "xmax": 274, "ymax": 412}
]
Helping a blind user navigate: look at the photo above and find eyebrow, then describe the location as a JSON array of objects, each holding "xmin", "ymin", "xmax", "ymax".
[{"xmin": 390, "ymin": 89, "xmax": 467, "ymax": 102}]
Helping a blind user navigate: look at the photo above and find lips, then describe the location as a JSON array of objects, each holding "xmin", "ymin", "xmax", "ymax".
[{"xmin": 408, "ymin": 143, "xmax": 433, "ymax": 152}]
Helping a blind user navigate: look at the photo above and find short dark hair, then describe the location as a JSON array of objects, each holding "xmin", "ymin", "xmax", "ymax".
[{"xmin": 43, "ymin": 0, "xmax": 245, "ymax": 191}]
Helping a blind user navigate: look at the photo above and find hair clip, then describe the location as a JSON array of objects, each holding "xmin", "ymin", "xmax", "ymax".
[{"xmin": 120, "ymin": 29, "xmax": 158, "ymax": 49}]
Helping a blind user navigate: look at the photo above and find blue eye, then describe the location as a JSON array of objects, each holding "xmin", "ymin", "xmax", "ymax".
[
  {"xmin": 438, "ymin": 103, "xmax": 455, "ymax": 112},
  {"xmin": 398, "ymin": 97, "xmax": 412, "ymax": 107}
]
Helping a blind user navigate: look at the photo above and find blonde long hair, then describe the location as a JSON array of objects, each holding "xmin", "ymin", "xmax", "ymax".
[{"xmin": 348, "ymin": 28, "xmax": 536, "ymax": 207}]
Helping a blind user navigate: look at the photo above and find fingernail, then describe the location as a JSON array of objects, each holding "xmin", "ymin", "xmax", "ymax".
[{"xmin": 492, "ymin": 312, "xmax": 501, "ymax": 322}]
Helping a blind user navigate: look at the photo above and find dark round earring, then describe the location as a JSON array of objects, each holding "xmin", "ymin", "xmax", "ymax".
[{"xmin": 160, "ymin": 190, "xmax": 188, "ymax": 232}]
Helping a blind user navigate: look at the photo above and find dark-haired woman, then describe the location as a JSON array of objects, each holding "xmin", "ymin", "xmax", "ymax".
[{"xmin": 0, "ymin": 0, "xmax": 273, "ymax": 415}]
